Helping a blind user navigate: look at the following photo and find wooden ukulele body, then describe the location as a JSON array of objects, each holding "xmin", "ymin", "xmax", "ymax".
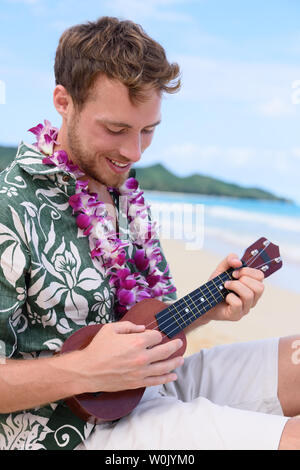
[
  {"xmin": 61, "ymin": 298, "xmax": 187, "ymax": 424},
  {"xmin": 61, "ymin": 237, "xmax": 282, "ymax": 424}
]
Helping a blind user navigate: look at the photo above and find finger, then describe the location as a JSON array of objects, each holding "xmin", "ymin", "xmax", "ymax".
[
  {"xmin": 146, "ymin": 338, "xmax": 183, "ymax": 363},
  {"xmin": 234, "ymin": 275, "xmax": 265, "ymax": 306},
  {"xmin": 146, "ymin": 355, "xmax": 184, "ymax": 378},
  {"xmin": 114, "ymin": 321, "xmax": 146, "ymax": 334},
  {"xmin": 218, "ymin": 253, "xmax": 243, "ymax": 272},
  {"xmin": 223, "ymin": 292, "xmax": 244, "ymax": 320},
  {"xmin": 137, "ymin": 328, "xmax": 163, "ymax": 349},
  {"xmin": 142, "ymin": 372, "xmax": 178, "ymax": 387},
  {"xmin": 227, "ymin": 254, "xmax": 243, "ymax": 269},
  {"xmin": 211, "ymin": 253, "xmax": 242, "ymax": 278},
  {"xmin": 225, "ymin": 280, "xmax": 255, "ymax": 313},
  {"xmin": 232, "ymin": 267, "xmax": 264, "ymax": 281}
]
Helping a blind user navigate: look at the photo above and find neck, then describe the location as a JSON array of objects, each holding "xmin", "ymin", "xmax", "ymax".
[{"xmin": 53, "ymin": 127, "xmax": 108, "ymax": 197}]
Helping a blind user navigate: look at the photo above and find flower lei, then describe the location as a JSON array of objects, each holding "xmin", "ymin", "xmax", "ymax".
[{"xmin": 28, "ymin": 120, "xmax": 176, "ymax": 317}]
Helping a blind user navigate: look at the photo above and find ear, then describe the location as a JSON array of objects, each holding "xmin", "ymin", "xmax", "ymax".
[{"xmin": 53, "ymin": 85, "xmax": 72, "ymax": 118}]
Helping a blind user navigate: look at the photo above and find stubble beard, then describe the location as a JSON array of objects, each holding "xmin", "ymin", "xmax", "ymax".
[{"xmin": 66, "ymin": 118, "xmax": 130, "ymax": 189}]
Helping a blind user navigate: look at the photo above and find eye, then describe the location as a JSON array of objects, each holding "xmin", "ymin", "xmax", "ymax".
[
  {"xmin": 142, "ymin": 128, "xmax": 155, "ymax": 135},
  {"xmin": 106, "ymin": 128, "xmax": 125, "ymax": 135}
]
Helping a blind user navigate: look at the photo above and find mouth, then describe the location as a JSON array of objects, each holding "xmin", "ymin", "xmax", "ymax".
[{"xmin": 105, "ymin": 157, "xmax": 131, "ymax": 174}]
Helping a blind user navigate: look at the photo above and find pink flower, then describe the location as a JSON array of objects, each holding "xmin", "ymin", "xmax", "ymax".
[
  {"xmin": 118, "ymin": 288, "xmax": 135, "ymax": 306},
  {"xmin": 28, "ymin": 120, "xmax": 58, "ymax": 155},
  {"xmin": 122, "ymin": 177, "xmax": 139, "ymax": 192},
  {"xmin": 76, "ymin": 213, "xmax": 91, "ymax": 229},
  {"xmin": 69, "ymin": 193, "xmax": 83, "ymax": 211},
  {"xmin": 133, "ymin": 249, "xmax": 150, "ymax": 271}
]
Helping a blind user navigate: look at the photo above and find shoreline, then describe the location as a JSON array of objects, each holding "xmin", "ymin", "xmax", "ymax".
[
  {"xmin": 145, "ymin": 189, "xmax": 293, "ymax": 205},
  {"xmin": 160, "ymin": 239, "xmax": 300, "ymax": 355}
]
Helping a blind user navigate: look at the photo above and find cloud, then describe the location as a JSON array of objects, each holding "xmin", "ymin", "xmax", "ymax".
[
  {"xmin": 142, "ymin": 143, "xmax": 300, "ymax": 201},
  {"xmin": 175, "ymin": 55, "xmax": 300, "ymax": 117},
  {"xmin": 291, "ymin": 148, "xmax": 300, "ymax": 160},
  {"xmin": 257, "ymin": 98, "xmax": 296, "ymax": 117}
]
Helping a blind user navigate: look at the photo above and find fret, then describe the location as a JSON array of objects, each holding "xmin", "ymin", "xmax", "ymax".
[
  {"xmin": 201, "ymin": 280, "xmax": 221, "ymax": 305},
  {"xmin": 155, "ymin": 243, "xmax": 281, "ymax": 339},
  {"xmin": 156, "ymin": 305, "xmax": 176, "ymax": 337},
  {"xmin": 175, "ymin": 297, "xmax": 198, "ymax": 330},
  {"xmin": 197, "ymin": 287, "xmax": 212, "ymax": 308},
  {"xmin": 182, "ymin": 296, "xmax": 199, "ymax": 321},
  {"xmin": 215, "ymin": 271, "xmax": 231, "ymax": 299},
  {"xmin": 155, "ymin": 268, "xmax": 235, "ymax": 338},
  {"xmin": 172, "ymin": 303, "xmax": 188, "ymax": 328},
  {"xmin": 210, "ymin": 278, "xmax": 225, "ymax": 299}
]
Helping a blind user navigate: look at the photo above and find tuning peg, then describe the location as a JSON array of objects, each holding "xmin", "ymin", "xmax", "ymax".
[{"xmin": 261, "ymin": 265, "xmax": 269, "ymax": 272}]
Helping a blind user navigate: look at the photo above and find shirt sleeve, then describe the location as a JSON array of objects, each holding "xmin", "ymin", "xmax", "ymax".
[{"xmin": 0, "ymin": 202, "xmax": 31, "ymax": 358}]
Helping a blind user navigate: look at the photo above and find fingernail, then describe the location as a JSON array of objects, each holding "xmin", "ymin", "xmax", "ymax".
[{"xmin": 232, "ymin": 271, "xmax": 239, "ymax": 278}]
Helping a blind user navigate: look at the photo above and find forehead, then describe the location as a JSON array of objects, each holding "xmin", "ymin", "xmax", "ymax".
[{"xmin": 85, "ymin": 74, "xmax": 162, "ymax": 124}]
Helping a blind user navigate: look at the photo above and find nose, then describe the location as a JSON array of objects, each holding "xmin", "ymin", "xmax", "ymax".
[{"xmin": 120, "ymin": 134, "xmax": 142, "ymax": 163}]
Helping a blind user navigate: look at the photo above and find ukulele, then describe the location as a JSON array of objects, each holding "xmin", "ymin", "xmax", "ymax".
[{"xmin": 61, "ymin": 237, "xmax": 282, "ymax": 424}]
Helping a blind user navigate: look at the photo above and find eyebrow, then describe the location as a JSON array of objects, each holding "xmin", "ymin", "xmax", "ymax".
[{"xmin": 97, "ymin": 118, "xmax": 162, "ymax": 129}]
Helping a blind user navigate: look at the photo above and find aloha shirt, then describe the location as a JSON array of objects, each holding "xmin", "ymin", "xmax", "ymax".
[{"xmin": 0, "ymin": 141, "xmax": 177, "ymax": 450}]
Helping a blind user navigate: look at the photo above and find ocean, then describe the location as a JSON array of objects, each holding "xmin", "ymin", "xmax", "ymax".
[{"xmin": 144, "ymin": 190, "xmax": 300, "ymax": 294}]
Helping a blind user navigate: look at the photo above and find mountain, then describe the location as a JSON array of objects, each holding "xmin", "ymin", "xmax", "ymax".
[
  {"xmin": 0, "ymin": 145, "xmax": 289, "ymax": 201},
  {"xmin": 134, "ymin": 163, "xmax": 289, "ymax": 202}
]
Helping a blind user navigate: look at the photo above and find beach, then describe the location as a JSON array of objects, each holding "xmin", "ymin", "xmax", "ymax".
[{"xmin": 160, "ymin": 239, "xmax": 300, "ymax": 356}]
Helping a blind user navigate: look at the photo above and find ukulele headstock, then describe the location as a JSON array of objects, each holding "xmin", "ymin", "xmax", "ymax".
[{"xmin": 241, "ymin": 237, "xmax": 283, "ymax": 278}]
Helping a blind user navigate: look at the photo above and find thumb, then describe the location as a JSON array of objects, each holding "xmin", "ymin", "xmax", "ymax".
[{"xmin": 209, "ymin": 253, "xmax": 242, "ymax": 279}]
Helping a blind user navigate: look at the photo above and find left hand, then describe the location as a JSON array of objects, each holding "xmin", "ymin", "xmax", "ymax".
[
  {"xmin": 184, "ymin": 253, "xmax": 265, "ymax": 331},
  {"xmin": 205, "ymin": 253, "xmax": 265, "ymax": 323}
]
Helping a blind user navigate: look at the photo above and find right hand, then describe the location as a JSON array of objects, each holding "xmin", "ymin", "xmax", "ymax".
[{"xmin": 77, "ymin": 321, "xmax": 184, "ymax": 393}]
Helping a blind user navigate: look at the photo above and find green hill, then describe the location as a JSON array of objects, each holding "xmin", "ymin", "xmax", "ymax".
[
  {"xmin": 135, "ymin": 163, "xmax": 288, "ymax": 202},
  {"xmin": 0, "ymin": 145, "xmax": 289, "ymax": 201}
]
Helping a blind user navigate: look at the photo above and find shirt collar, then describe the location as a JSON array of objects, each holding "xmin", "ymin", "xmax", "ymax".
[{"xmin": 15, "ymin": 141, "xmax": 73, "ymax": 178}]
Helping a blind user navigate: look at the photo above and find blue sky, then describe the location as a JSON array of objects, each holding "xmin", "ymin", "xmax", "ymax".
[{"xmin": 1, "ymin": 0, "xmax": 300, "ymax": 203}]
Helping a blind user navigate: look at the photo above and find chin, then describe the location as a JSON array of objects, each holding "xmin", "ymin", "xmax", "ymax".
[{"xmin": 99, "ymin": 173, "xmax": 129, "ymax": 190}]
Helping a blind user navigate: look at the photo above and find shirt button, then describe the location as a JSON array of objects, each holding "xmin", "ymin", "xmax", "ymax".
[{"xmin": 62, "ymin": 175, "xmax": 70, "ymax": 182}]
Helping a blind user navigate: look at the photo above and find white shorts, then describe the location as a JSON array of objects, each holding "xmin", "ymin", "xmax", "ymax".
[{"xmin": 76, "ymin": 337, "xmax": 288, "ymax": 450}]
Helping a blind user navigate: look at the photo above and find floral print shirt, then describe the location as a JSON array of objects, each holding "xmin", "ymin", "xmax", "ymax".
[{"xmin": 0, "ymin": 142, "xmax": 177, "ymax": 450}]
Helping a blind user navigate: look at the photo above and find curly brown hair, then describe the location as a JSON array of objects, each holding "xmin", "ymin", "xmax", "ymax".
[{"xmin": 54, "ymin": 16, "xmax": 181, "ymax": 110}]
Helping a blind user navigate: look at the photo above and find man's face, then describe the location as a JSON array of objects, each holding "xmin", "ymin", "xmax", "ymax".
[{"xmin": 64, "ymin": 75, "xmax": 162, "ymax": 189}]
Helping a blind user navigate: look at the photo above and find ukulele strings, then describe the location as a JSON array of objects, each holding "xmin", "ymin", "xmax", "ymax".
[
  {"xmin": 140, "ymin": 241, "xmax": 273, "ymax": 332},
  {"xmin": 242, "ymin": 239, "xmax": 279, "ymax": 271},
  {"xmin": 142, "ymin": 255, "xmax": 280, "ymax": 337}
]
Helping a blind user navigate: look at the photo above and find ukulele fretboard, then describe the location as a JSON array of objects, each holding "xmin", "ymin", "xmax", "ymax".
[{"xmin": 155, "ymin": 267, "xmax": 237, "ymax": 337}]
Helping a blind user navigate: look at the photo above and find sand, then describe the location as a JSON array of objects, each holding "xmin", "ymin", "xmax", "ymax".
[{"xmin": 160, "ymin": 239, "xmax": 300, "ymax": 356}]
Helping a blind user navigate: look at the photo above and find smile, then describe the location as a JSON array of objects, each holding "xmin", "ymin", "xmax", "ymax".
[
  {"xmin": 106, "ymin": 157, "xmax": 131, "ymax": 174},
  {"xmin": 108, "ymin": 159, "xmax": 129, "ymax": 168}
]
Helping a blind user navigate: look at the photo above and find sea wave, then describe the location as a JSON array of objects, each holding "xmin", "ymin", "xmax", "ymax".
[
  {"xmin": 204, "ymin": 226, "xmax": 300, "ymax": 265},
  {"xmin": 206, "ymin": 205, "xmax": 300, "ymax": 233},
  {"xmin": 148, "ymin": 201, "xmax": 300, "ymax": 264}
]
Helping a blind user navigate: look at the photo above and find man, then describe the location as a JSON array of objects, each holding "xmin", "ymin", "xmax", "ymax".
[{"xmin": 0, "ymin": 16, "xmax": 299, "ymax": 450}]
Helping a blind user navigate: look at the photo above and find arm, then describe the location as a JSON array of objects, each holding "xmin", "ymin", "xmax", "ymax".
[{"xmin": 0, "ymin": 322, "xmax": 183, "ymax": 413}]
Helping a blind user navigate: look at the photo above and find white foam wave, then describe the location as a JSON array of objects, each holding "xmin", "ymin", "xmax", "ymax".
[
  {"xmin": 148, "ymin": 201, "xmax": 300, "ymax": 264},
  {"xmin": 206, "ymin": 206, "xmax": 300, "ymax": 233},
  {"xmin": 205, "ymin": 226, "xmax": 300, "ymax": 264}
]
